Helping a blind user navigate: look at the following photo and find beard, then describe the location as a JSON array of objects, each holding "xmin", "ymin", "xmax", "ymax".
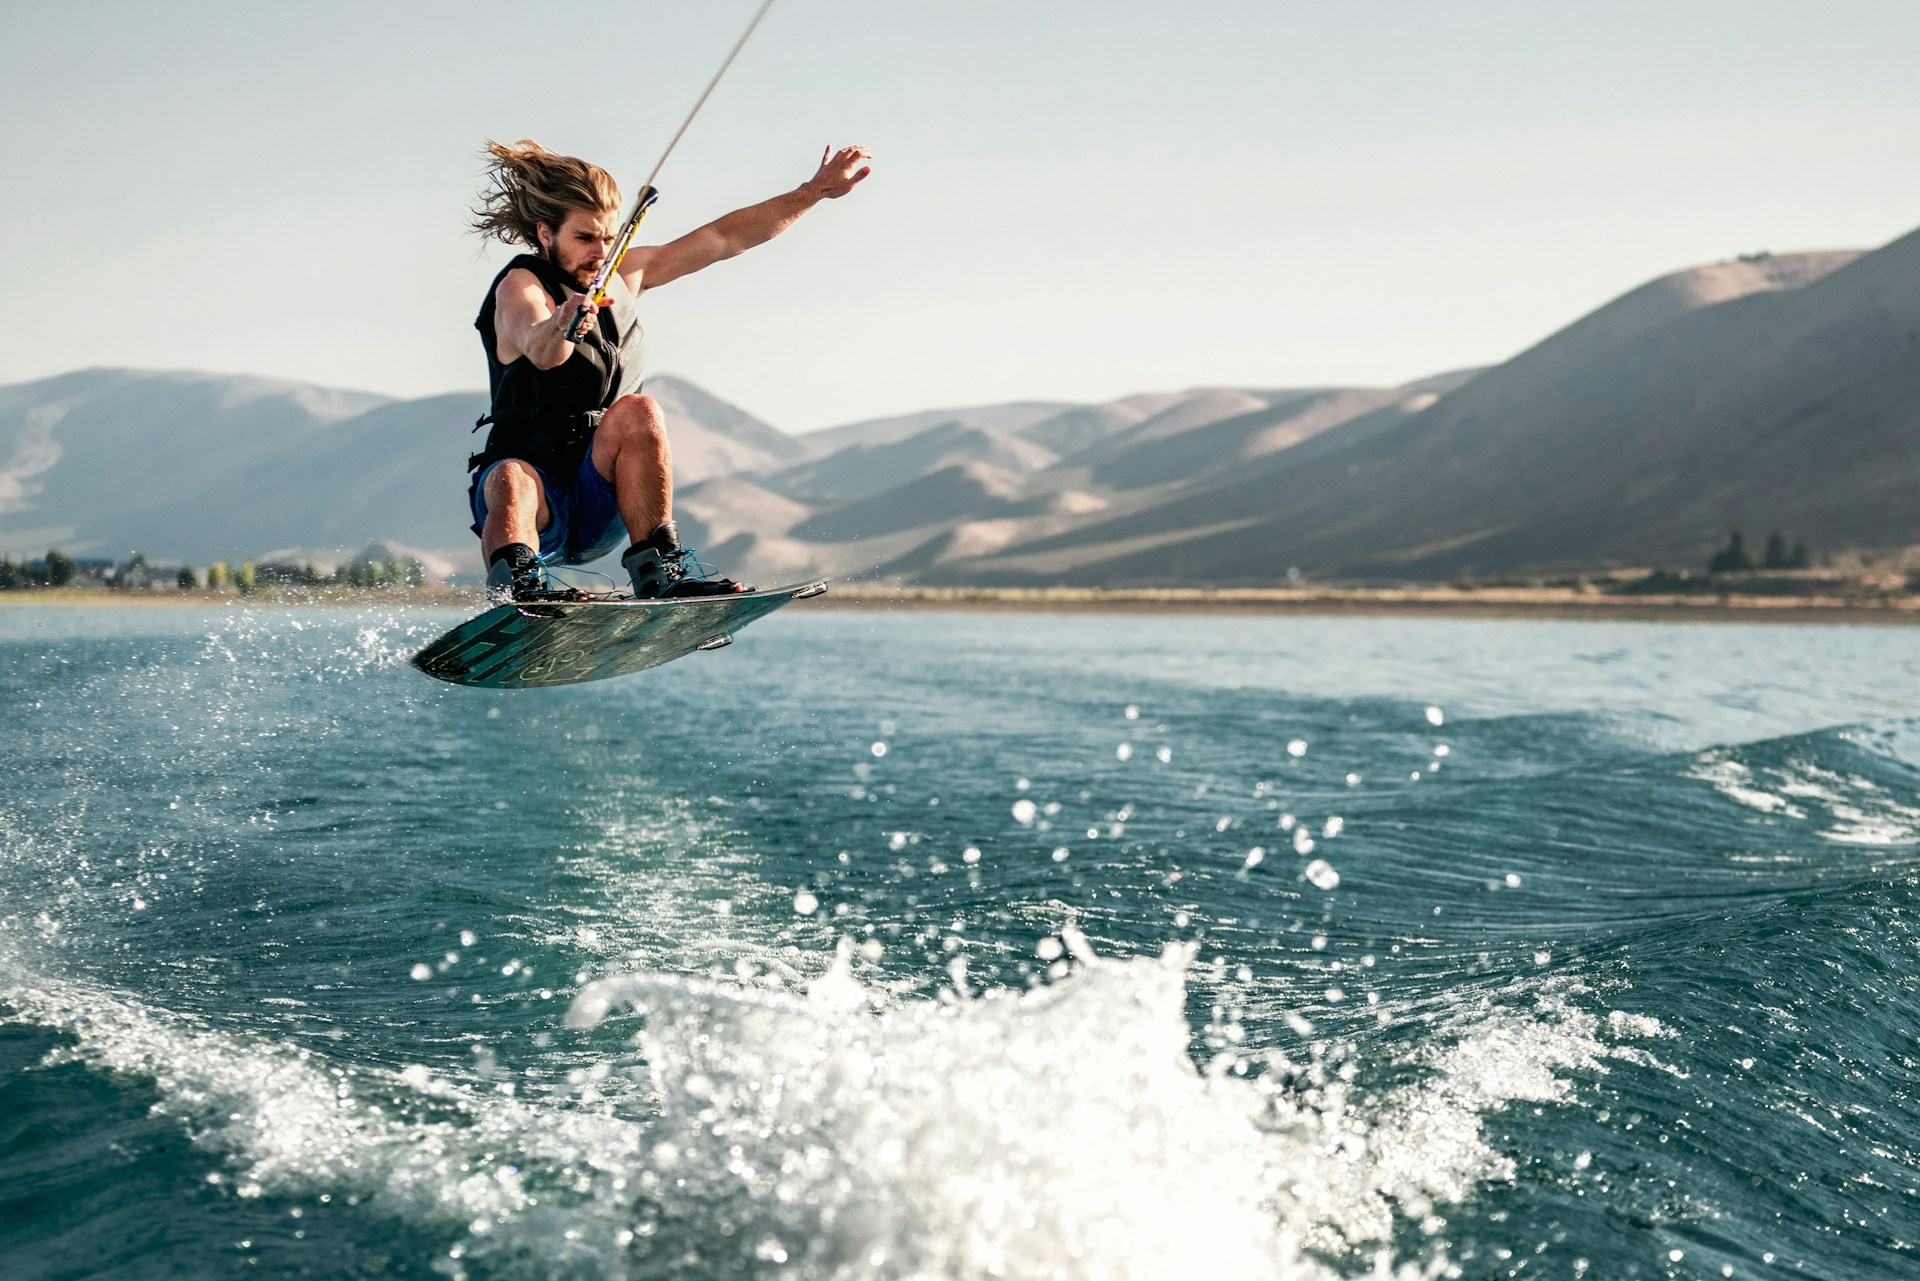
[{"xmin": 541, "ymin": 240, "xmax": 604, "ymax": 291}]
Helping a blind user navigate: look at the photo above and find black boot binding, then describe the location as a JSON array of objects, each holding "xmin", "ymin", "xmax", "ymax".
[
  {"xmin": 621, "ymin": 522, "xmax": 749, "ymax": 599},
  {"xmin": 485, "ymin": 543, "xmax": 551, "ymax": 602}
]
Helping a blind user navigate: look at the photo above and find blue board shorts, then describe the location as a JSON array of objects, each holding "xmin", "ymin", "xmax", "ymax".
[{"xmin": 468, "ymin": 451, "xmax": 625, "ymax": 565}]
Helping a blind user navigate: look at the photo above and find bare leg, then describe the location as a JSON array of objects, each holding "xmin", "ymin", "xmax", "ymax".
[
  {"xmin": 480, "ymin": 460, "xmax": 551, "ymax": 562},
  {"xmin": 590, "ymin": 394, "xmax": 671, "ymax": 545}
]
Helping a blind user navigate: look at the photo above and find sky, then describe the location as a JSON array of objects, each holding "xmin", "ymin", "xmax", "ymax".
[{"xmin": 3, "ymin": 0, "xmax": 1918, "ymax": 431}]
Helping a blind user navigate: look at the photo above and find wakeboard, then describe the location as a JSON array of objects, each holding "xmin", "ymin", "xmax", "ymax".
[{"xmin": 412, "ymin": 580, "xmax": 827, "ymax": 689}]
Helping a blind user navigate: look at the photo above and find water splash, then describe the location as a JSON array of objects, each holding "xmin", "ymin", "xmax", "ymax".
[{"xmin": 563, "ymin": 937, "xmax": 1661, "ymax": 1280}]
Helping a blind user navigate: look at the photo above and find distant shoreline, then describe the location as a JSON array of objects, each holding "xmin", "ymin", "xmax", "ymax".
[
  {"xmin": 812, "ymin": 585, "xmax": 1920, "ymax": 625},
  {"xmin": 3, "ymin": 584, "xmax": 1918, "ymax": 625}
]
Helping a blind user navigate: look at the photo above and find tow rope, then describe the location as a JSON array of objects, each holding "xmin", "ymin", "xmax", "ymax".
[{"xmin": 565, "ymin": 0, "xmax": 780, "ymax": 341}]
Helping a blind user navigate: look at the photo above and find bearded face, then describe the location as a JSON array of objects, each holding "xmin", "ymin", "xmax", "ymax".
[{"xmin": 538, "ymin": 208, "xmax": 619, "ymax": 290}]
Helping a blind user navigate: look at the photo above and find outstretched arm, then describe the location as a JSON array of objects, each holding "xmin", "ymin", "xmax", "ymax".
[{"xmin": 618, "ymin": 145, "xmax": 871, "ymax": 293}]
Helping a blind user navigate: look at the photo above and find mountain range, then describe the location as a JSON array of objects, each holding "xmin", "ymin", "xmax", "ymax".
[{"xmin": 3, "ymin": 225, "xmax": 1916, "ymax": 585}]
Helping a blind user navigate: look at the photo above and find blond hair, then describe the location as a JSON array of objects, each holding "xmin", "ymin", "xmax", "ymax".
[{"xmin": 470, "ymin": 139, "xmax": 621, "ymax": 249}]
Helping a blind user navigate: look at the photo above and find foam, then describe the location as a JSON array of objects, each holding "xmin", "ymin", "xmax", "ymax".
[
  {"xmin": 567, "ymin": 938, "xmax": 1663, "ymax": 1280},
  {"xmin": 0, "ymin": 964, "xmax": 652, "ymax": 1276},
  {"xmin": 1689, "ymin": 748, "xmax": 1920, "ymax": 847}
]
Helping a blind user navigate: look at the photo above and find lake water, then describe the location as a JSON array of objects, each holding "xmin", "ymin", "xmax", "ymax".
[{"xmin": 2, "ymin": 604, "xmax": 1918, "ymax": 1280}]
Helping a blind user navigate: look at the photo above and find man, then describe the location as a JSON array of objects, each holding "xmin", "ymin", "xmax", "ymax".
[{"xmin": 467, "ymin": 139, "xmax": 871, "ymax": 600}]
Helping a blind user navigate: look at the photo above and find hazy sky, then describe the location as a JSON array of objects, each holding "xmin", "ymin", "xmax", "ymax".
[{"xmin": 4, "ymin": 1, "xmax": 1917, "ymax": 430}]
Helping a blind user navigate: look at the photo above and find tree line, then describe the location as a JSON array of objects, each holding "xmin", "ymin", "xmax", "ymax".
[
  {"xmin": 1706, "ymin": 529, "xmax": 1811, "ymax": 574},
  {"xmin": 0, "ymin": 550, "xmax": 429, "ymax": 592}
]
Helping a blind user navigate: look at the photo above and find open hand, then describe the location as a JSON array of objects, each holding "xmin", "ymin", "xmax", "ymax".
[{"xmin": 806, "ymin": 145, "xmax": 872, "ymax": 199}]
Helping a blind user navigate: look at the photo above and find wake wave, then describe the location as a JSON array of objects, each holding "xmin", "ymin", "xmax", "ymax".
[{"xmin": 0, "ymin": 927, "xmax": 1675, "ymax": 1281}]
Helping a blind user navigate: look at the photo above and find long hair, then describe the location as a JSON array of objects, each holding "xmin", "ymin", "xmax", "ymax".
[{"xmin": 470, "ymin": 139, "xmax": 621, "ymax": 249}]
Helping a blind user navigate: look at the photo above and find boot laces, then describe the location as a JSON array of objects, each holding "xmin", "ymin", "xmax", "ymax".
[{"xmin": 660, "ymin": 545, "xmax": 718, "ymax": 584}]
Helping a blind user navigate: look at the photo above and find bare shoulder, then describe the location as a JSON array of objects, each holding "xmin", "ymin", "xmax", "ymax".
[
  {"xmin": 492, "ymin": 267, "xmax": 555, "ymax": 363},
  {"xmin": 496, "ymin": 266, "xmax": 551, "ymax": 311}
]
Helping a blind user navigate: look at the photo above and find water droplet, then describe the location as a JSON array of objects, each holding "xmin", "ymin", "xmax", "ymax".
[
  {"xmin": 1505, "ymin": 873, "xmax": 1522, "ymax": 888},
  {"xmin": 1124, "ymin": 704, "xmax": 1140, "ymax": 720},
  {"xmin": 410, "ymin": 963, "xmax": 431, "ymax": 981},
  {"xmin": 1286, "ymin": 739, "xmax": 1307, "ymax": 757},
  {"xmin": 1304, "ymin": 858, "xmax": 1340, "ymax": 889},
  {"xmin": 1015, "ymin": 777, "xmax": 1030, "ymax": 791},
  {"xmin": 870, "ymin": 741, "xmax": 888, "ymax": 758},
  {"xmin": 1243, "ymin": 847, "xmax": 1265, "ymax": 869},
  {"xmin": 1116, "ymin": 743, "xmax": 1133, "ymax": 761},
  {"xmin": 793, "ymin": 890, "xmax": 819, "ymax": 916},
  {"xmin": 1155, "ymin": 746, "xmax": 1173, "ymax": 764},
  {"xmin": 1323, "ymin": 816, "xmax": 1344, "ymax": 838},
  {"xmin": 962, "ymin": 846, "xmax": 981, "ymax": 864},
  {"xmin": 1292, "ymin": 828, "xmax": 1316, "ymax": 855},
  {"xmin": 460, "ymin": 930, "xmax": 477, "ymax": 947},
  {"xmin": 1051, "ymin": 847, "xmax": 1069, "ymax": 862},
  {"xmin": 1434, "ymin": 743, "xmax": 1450, "ymax": 757},
  {"xmin": 1426, "ymin": 705, "xmax": 1444, "ymax": 726},
  {"xmin": 1012, "ymin": 799, "xmax": 1037, "ymax": 824},
  {"xmin": 1036, "ymin": 936, "xmax": 1064, "ymax": 960},
  {"xmin": 1345, "ymin": 772, "xmax": 1362, "ymax": 787}
]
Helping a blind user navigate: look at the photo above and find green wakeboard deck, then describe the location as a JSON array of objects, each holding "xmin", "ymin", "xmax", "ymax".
[{"xmin": 412, "ymin": 581, "xmax": 827, "ymax": 689}]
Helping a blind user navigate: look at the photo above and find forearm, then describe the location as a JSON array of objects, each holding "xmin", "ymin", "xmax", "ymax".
[
  {"xmin": 710, "ymin": 184, "xmax": 825, "ymax": 257},
  {"xmin": 520, "ymin": 308, "xmax": 582, "ymax": 370},
  {"xmin": 627, "ymin": 148, "xmax": 866, "ymax": 292}
]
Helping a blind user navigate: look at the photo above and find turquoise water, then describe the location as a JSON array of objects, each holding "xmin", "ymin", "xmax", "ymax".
[{"xmin": 2, "ymin": 604, "xmax": 1918, "ymax": 1280}]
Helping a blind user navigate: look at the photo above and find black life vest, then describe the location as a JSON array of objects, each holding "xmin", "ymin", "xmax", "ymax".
[{"xmin": 469, "ymin": 253, "xmax": 645, "ymax": 477}]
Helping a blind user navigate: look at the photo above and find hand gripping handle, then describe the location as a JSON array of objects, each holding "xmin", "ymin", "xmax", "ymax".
[{"xmin": 563, "ymin": 295, "xmax": 601, "ymax": 344}]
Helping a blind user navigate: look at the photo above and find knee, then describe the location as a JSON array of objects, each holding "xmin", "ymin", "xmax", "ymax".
[
  {"xmin": 604, "ymin": 394, "xmax": 666, "ymax": 449},
  {"xmin": 483, "ymin": 459, "xmax": 542, "ymax": 508}
]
